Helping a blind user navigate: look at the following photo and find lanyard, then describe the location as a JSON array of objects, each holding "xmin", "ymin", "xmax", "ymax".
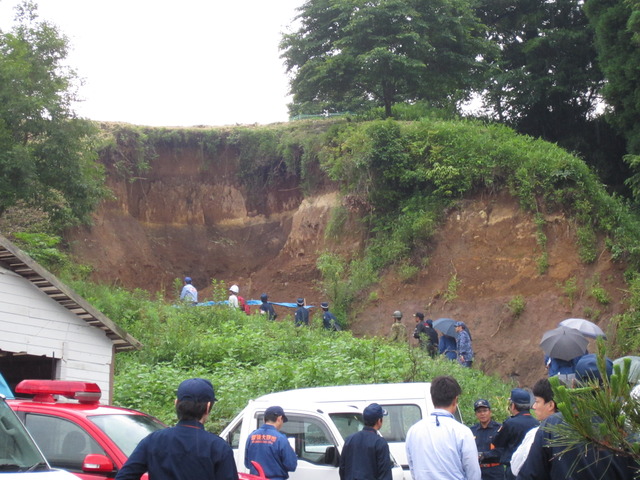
[{"xmin": 431, "ymin": 411, "xmax": 454, "ymax": 426}]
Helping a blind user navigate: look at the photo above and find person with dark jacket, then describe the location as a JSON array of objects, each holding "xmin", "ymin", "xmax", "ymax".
[
  {"xmin": 115, "ymin": 378, "xmax": 237, "ymax": 480},
  {"xmin": 339, "ymin": 403, "xmax": 392, "ymax": 480},
  {"xmin": 470, "ymin": 399, "xmax": 504, "ymax": 480},
  {"xmin": 493, "ymin": 389, "xmax": 538, "ymax": 480},
  {"xmin": 245, "ymin": 406, "xmax": 297, "ymax": 480},
  {"xmin": 259, "ymin": 293, "xmax": 277, "ymax": 321},
  {"xmin": 294, "ymin": 298, "xmax": 309, "ymax": 326},
  {"xmin": 413, "ymin": 313, "xmax": 439, "ymax": 357},
  {"xmin": 321, "ymin": 302, "xmax": 340, "ymax": 330},
  {"xmin": 439, "ymin": 334, "xmax": 457, "ymax": 361}
]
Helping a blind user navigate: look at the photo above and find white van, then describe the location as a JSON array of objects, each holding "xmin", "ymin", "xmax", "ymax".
[
  {"xmin": 221, "ymin": 382, "xmax": 460, "ymax": 479},
  {"xmin": 0, "ymin": 394, "xmax": 76, "ymax": 479}
]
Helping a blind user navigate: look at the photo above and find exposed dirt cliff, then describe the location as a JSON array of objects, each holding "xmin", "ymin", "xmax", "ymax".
[{"xmin": 67, "ymin": 140, "xmax": 627, "ymax": 388}]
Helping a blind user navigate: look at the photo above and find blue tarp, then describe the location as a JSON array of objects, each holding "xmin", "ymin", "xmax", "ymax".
[{"xmin": 195, "ymin": 300, "xmax": 314, "ymax": 309}]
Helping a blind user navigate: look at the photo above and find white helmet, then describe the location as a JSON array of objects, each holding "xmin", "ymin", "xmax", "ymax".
[{"xmin": 229, "ymin": 284, "xmax": 239, "ymax": 294}]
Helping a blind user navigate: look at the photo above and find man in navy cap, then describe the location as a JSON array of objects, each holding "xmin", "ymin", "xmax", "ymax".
[
  {"xmin": 470, "ymin": 399, "xmax": 504, "ymax": 480},
  {"xmin": 339, "ymin": 403, "xmax": 392, "ymax": 480},
  {"xmin": 245, "ymin": 406, "xmax": 297, "ymax": 480},
  {"xmin": 294, "ymin": 298, "xmax": 309, "ymax": 326},
  {"xmin": 493, "ymin": 388, "xmax": 538, "ymax": 480},
  {"xmin": 116, "ymin": 378, "xmax": 237, "ymax": 480}
]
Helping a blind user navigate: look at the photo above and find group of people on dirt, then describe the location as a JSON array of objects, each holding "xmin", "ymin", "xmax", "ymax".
[
  {"xmin": 180, "ymin": 277, "xmax": 341, "ymax": 331},
  {"xmin": 389, "ymin": 310, "xmax": 474, "ymax": 367}
]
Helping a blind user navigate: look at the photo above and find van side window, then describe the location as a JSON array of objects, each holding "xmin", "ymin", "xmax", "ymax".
[
  {"xmin": 377, "ymin": 404, "xmax": 422, "ymax": 442},
  {"xmin": 276, "ymin": 415, "xmax": 336, "ymax": 465},
  {"xmin": 227, "ymin": 419, "xmax": 243, "ymax": 449}
]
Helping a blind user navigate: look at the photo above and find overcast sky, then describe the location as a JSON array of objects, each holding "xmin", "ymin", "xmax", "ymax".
[{"xmin": 0, "ymin": 0, "xmax": 302, "ymax": 127}]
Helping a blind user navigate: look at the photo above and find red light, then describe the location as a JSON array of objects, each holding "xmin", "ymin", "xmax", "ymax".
[{"xmin": 15, "ymin": 380, "xmax": 102, "ymax": 404}]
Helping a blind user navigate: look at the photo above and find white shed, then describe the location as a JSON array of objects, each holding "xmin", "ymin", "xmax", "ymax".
[{"xmin": 0, "ymin": 235, "xmax": 141, "ymax": 404}]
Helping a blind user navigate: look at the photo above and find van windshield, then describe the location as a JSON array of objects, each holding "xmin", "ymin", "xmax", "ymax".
[
  {"xmin": 0, "ymin": 398, "xmax": 48, "ymax": 471},
  {"xmin": 330, "ymin": 403, "xmax": 422, "ymax": 443}
]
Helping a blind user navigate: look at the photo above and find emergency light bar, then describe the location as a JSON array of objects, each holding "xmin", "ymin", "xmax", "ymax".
[{"xmin": 15, "ymin": 380, "xmax": 102, "ymax": 404}]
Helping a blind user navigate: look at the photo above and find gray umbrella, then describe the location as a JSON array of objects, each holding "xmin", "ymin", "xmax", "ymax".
[
  {"xmin": 433, "ymin": 318, "xmax": 457, "ymax": 337},
  {"xmin": 613, "ymin": 356, "xmax": 640, "ymax": 384},
  {"xmin": 540, "ymin": 326, "xmax": 589, "ymax": 361},
  {"xmin": 558, "ymin": 318, "xmax": 606, "ymax": 339}
]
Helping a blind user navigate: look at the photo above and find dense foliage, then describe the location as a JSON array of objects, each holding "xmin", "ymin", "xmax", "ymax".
[
  {"xmin": 67, "ymin": 280, "xmax": 512, "ymax": 432},
  {"xmin": 281, "ymin": 0, "xmax": 491, "ymax": 117},
  {"xmin": 0, "ymin": 2, "xmax": 105, "ymax": 228}
]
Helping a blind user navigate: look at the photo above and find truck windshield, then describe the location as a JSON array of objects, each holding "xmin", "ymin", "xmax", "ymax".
[
  {"xmin": 89, "ymin": 414, "xmax": 165, "ymax": 457},
  {"xmin": 330, "ymin": 403, "xmax": 423, "ymax": 443},
  {"xmin": 328, "ymin": 413, "xmax": 364, "ymax": 440},
  {"xmin": 0, "ymin": 398, "xmax": 49, "ymax": 471}
]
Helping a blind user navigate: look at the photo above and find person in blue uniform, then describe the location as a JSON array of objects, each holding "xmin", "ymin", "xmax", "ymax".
[
  {"xmin": 259, "ymin": 293, "xmax": 277, "ymax": 321},
  {"xmin": 321, "ymin": 302, "xmax": 340, "ymax": 330},
  {"xmin": 294, "ymin": 298, "xmax": 309, "ymax": 326},
  {"xmin": 493, "ymin": 389, "xmax": 538, "ymax": 480},
  {"xmin": 245, "ymin": 406, "xmax": 297, "ymax": 480},
  {"xmin": 470, "ymin": 399, "xmax": 504, "ymax": 480},
  {"xmin": 115, "ymin": 378, "xmax": 237, "ymax": 480},
  {"xmin": 518, "ymin": 355, "xmax": 638, "ymax": 479},
  {"xmin": 339, "ymin": 403, "xmax": 392, "ymax": 480},
  {"xmin": 455, "ymin": 321, "xmax": 474, "ymax": 367}
]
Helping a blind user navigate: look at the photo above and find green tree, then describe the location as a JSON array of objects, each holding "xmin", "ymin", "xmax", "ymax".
[
  {"xmin": 281, "ymin": 0, "xmax": 491, "ymax": 118},
  {"xmin": 0, "ymin": 1, "xmax": 105, "ymax": 228}
]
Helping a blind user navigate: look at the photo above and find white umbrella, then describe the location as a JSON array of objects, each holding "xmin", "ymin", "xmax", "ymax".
[{"xmin": 558, "ymin": 318, "xmax": 606, "ymax": 339}]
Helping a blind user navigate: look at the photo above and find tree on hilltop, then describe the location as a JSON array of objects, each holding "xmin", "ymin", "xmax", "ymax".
[
  {"xmin": 0, "ymin": 1, "xmax": 105, "ymax": 229},
  {"xmin": 280, "ymin": 0, "xmax": 492, "ymax": 118}
]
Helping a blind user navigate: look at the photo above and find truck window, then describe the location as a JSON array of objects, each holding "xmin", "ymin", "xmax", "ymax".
[
  {"xmin": 377, "ymin": 404, "xmax": 421, "ymax": 442},
  {"xmin": 263, "ymin": 415, "xmax": 336, "ymax": 465},
  {"xmin": 0, "ymin": 399, "xmax": 48, "ymax": 471},
  {"xmin": 23, "ymin": 414, "xmax": 106, "ymax": 472},
  {"xmin": 227, "ymin": 419, "xmax": 243, "ymax": 449},
  {"xmin": 328, "ymin": 413, "xmax": 363, "ymax": 440}
]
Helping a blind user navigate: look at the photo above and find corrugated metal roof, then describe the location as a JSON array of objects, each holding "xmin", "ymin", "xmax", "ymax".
[{"xmin": 0, "ymin": 235, "xmax": 141, "ymax": 352}]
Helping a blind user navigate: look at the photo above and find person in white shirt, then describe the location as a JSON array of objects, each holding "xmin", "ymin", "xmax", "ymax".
[
  {"xmin": 228, "ymin": 284, "xmax": 239, "ymax": 309},
  {"xmin": 406, "ymin": 375, "xmax": 481, "ymax": 480},
  {"xmin": 509, "ymin": 378, "xmax": 557, "ymax": 477},
  {"xmin": 180, "ymin": 277, "xmax": 198, "ymax": 305}
]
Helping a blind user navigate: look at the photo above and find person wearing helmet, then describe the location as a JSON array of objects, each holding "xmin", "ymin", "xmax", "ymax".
[
  {"xmin": 320, "ymin": 302, "xmax": 340, "ymax": 331},
  {"xmin": 259, "ymin": 293, "xmax": 277, "ymax": 321},
  {"xmin": 180, "ymin": 277, "xmax": 198, "ymax": 305},
  {"xmin": 294, "ymin": 298, "xmax": 309, "ymax": 326},
  {"xmin": 388, "ymin": 311, "xmax": 407, "ymax": 343},
  {"xmin": 228, "ymin": 285, "xmax": 239, "ymax": 309}
]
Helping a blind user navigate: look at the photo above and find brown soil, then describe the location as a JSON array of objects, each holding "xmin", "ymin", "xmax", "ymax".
[{"xmin": 66, "ymin": 145, "xmax": 628, "ymax": 388}]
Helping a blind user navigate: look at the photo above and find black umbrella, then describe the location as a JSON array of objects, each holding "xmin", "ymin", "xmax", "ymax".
[
  {"xmin": 540, "ymin": 326, "xmax": 589, "ymax": 362},
  {"xmin": 433, "ymin": 318, "xmax": 457, "ymax": 337}
]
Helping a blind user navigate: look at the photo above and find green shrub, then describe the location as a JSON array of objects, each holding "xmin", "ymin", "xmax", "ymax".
[{"xmin": 507, "ymin": 295, "xmax": 526, "ymax": 319}]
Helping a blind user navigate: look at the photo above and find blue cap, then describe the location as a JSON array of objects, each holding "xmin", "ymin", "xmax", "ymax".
[
  {"xmin": 184, "ymin": 276, "xmax": 192, "ymax": 283},
  {"xmin": 261, "ymin": 293, "xmax": 268, "ymax": 301},
  {"xmin": 321, "ymin": 302, "xmax": 329, "ymax": 309},
  {"xmin": 363, "ymin": 403, "xmax": 388, "ymax": 423},
  {"xmin": 510, "ymin": 388, "xmax": 531, "ymax": 405},
  {"xmin": 265, "ymin": 405, "xmax": 288, "ymax": 422},
  {"xmin": 297, "ymin": 298, "xmax": 305, "ymax": 305},
  {"xmin": 474, "ymin": 399, "xmax": 491, "ymax": 410},
  {"xmin": 575, "ymin": 354, "xmax": 613, "ymax": 383},
  {"xmin": 426, "ymin": 319, "xmax": 433, "ymax": 327},
  {"xmin": 177, "ymin": 378, "xmax": 216, "ymax": 403}
]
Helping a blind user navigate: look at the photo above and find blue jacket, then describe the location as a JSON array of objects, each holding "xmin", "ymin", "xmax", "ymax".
[
  {"xmin": 115, "ymin": 420, "xmax": 237, "ymax": 480},
  {"xmin": 494, "ymin": 411, "xmax": 538, "ymax": 466},
  {"xmin": 517, "ymin": 413, "xmax": 638, "ymax": 479},
  {"xmin": 245, "ymin": 424, "xmax": 298, "ymax": 479},
  {"xmin": 439, "ymin": 335, "xmax": 457, "ymax": 360},
  {"xmin": 456, "ymin": 329, "xmax": 474, "ymax": 362},
  {"xmin": 470, "ymin": 420, "xmax": 504, "ymax": 480},
  {"xmin": 322, "ymin": 310, "xmax": 338, "ymax": 330},
  {"xmin": 294, "ymin": 306, "xmax": 309, "ymax": 326},
  {"xmin": 260, "ymin": 301, "xmax": 277, "ymax": 321},
  {"xmin": 339, "ymin": 426, "xmax": 392, "ymax": 480}
]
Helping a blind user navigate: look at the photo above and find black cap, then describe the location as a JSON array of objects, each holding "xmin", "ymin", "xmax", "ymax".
[
  {"xmin": 265, "ymin": 405, "xmax": 288, "ymax": 422},
  {"xmin": 363, "ymin": 403, "xmax": 388, "ymax": 423},
  {"xmin": 414, "ymin": 312, "xmax": 425, "ymax": 320},
  {"xmin": 177, "ymin": 378, "xmax": 216, "ymax": 403},
  {"xmin": 474, "ymin": 399, "xmax": 491, "ymax": 410}
]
